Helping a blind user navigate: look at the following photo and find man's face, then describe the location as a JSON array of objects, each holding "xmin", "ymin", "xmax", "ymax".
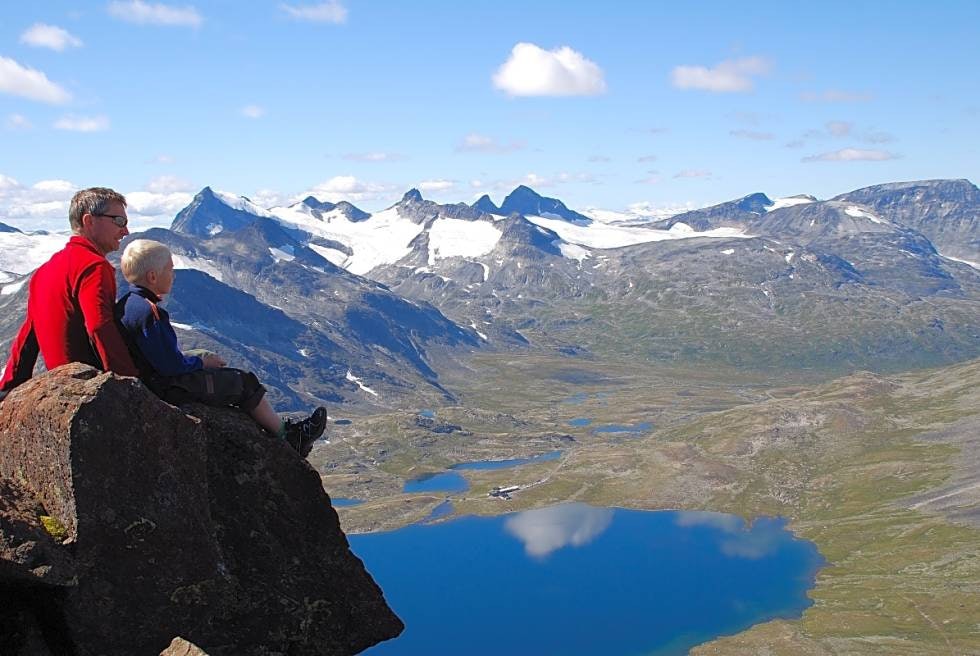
[{"xmin": 82, "ymin": 200, "xmax": 129, "ymax": 255}]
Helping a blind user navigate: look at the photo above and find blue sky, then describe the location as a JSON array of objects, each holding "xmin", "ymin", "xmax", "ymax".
[{"xmin": 1, "ymin": 0, "xmax": 978, "ymax": 231}]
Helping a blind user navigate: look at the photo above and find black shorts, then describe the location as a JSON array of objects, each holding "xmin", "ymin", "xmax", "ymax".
[{"xmin": 157, "ymin": 368, "xmax": 266, "ymax": 411}]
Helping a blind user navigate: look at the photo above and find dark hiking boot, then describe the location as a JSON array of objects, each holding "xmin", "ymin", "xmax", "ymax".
[{"xmin": 284, "ymin": 407, "xmax": 327, "ymax": 458}]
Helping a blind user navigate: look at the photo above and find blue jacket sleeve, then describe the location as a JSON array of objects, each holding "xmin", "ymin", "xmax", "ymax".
[{"xmin": 123, "ymin": 297, "xmax": 202, "ymax": 377}]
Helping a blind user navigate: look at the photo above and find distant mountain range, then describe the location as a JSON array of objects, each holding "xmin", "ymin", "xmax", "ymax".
[{"xmin": 1, "ymin": 179, "xmax": 977, "ymax": 408}]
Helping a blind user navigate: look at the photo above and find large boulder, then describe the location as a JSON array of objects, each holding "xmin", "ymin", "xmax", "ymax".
[{"xmin": 0, "ymin": 363, "xmax": 402, "ymax": 655}]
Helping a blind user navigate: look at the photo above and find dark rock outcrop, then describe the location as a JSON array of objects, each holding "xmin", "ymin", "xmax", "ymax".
[{"xmin": 0, "ymin": 363, "xmax": 403, "ymax": 655}]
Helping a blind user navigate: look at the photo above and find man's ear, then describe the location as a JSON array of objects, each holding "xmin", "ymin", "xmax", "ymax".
[
  {"xmin": 80, "ymin": 213, "xmax": 95, "ymax": 229},
  {"xmin": 145, "ymin": 270, "xmax": 158, "ymax": 286}
]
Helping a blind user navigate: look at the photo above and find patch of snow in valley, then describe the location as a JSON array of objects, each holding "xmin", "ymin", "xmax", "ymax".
[
  {"xmin": 172, "ymin": 254, "xmax": 224, "ymax": 282},
  {"xmin": 785, "ymin": 252, "xmax": 795, "ymax": 263},
  {"xmin": 307, "ymin": 244, "xmax": 349, "ymax": 268},
  {"xmin": 526, "ymin": 215, "xmax": 752, "ymax": 251},
  {"xmin": 844, "ymin": 206, "xmax": 885, "ymax": 224},
  {"xmin": 271, "ymin": 205, "xmax": 424, "ymax": 275},
  {"xmin": 298, "ymin": 348, "xmax": 310, "ymax": 358},
  {"xmin": 171, "ymin": 322, "xmax": 194, "ymax": 330},
  {"xmin": 469, "ymin": 323, "xmax": 488, "ymax": 340},
  {"xmin": 346, "ymin": 370, "xmax": 379, "ymax": 397},
  {"xmin": 427, "ymin": 218, "xmax": 502, "ymax": 264},
  {"xmin": 0, "ymin": 230, "xmax": 69, "ymax": 275},
  {"xmin": 476, "ymin": 261, "xmax": 489, "ymax": 281},
  {"xmin": 1, "ymin": 279, "xmax": 26, "ymax": 295},
  {"xmin": 767, "ymin": 196, "xmax": 816, "ymax": 211},
  {"xmin": 559, "ymin": 242, "xmax": 591, "ymax": 261},
  {"xmin": 720, "ymin": 248, "xmax": 735, "ymax": 255},
  {"xmin": 941, "ymin": 253, "xmax": 980, "ymax": 270},
  {"xmin": 268, "ymin": 245, "xmax": 295, "ymax": 262}
]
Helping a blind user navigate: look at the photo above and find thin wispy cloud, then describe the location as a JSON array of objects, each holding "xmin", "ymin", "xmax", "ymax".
[
  {"xmin": 153, "ymin": 154, "xmax": 175, "ymax": 164},
  {"xmin": 637, "ymin": 155, "xmax": 658, "ymax": 163},
  {"xmin": 671, "ymin": 56, "xmax": 772, "ymax": 93},
  {"xmin": 240, "ymin": 105, "xmax": 266, "ymax": 119},
  {"xmin": 634, "ymin": 174, "xmax": 661, "ymax": 185},
  {"xmin": 0, "ymin": 56, "xmax": 71, "ymax": 104},
  {"xmin": 456, "ymin": 133, "xmax": 525, "ymax": 153},
  {"xmin": 417, "ymin": 179, "xmax": 456, "ymax": 193},
  {"xmin": 588, "ymin": 155, "xmax": 611, "ymax": 163},
  {"xmin": 5, "ymin": 114, "xmax": 32, "ymax": 130},
  {"xmin": 730, "ymin": 129, "xmax": 775, "ymax": 140},
  {"xmin": 493, "ymin": 43, "xmax": 606, "ymax": 97},
  {"xmin": 674, "ymin": 169, "xmax": 713, "ymax": 178},
  {"xmin": 800, "ymin": 89, "xmax": 873, "ymax": 103},
  {"xmin": 803, "ymin": 148, "xmax": 899, "ymax": 162},
  {"xmin": 54, "ymin": 115, "xmax": 110, "ymax": 132},
  {"xmin": 826, "ymin": 121, "xmax": 852, "ymax": 137},
  {"xmin": 107, "ymin": 1, "xmax": 204, "ymax": 28},
  {"xmin": 20, "ymin": 24, "xmax": 84, "ymax": 51},
  {"xmin": 342, "ymin": 152, "xmax": 404, "ymax": 162},
  {"xmin": 145, "ymin": 174, "xmax": 194, "ymax": 193},
  {"xmin": 279, "ymin": 1, "xmax": 348, "ymax": 23}
]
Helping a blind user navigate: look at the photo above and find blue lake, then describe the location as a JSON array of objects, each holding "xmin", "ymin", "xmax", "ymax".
[
  {"xmin": 568, "ymin": 417, "xmax": 592, "ymax": 427},
  {"xmin": 403, "ymin": 471, "xmax": 470, "ymax": 494},
  {"xmin": 330, "ymin": 497, "xmax": 363, "ymax": 507},
  {"xmin": 593, "ymin": 421, "xmax": 653, "ymax": 434},
  {"xmin": 450, "ymin": 450, "xmax": 562, "ymax": 471},
  {"xmin": 353, "ymin": 504, "xmax": 823, "ymax": 656}
]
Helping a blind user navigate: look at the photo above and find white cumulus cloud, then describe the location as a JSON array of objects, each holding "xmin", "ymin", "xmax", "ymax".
[
  {"xmin": 145, "ymin": 175, "xmax": 194, "ymax": 194},
  {"xmin": 107, "ymin": 0, "xmax": 204, "ymax": 28},
  {"xmin": 240, "ymin": 104, "xmax": 266, "ymax": 119},
  {"xmin": 493, "ymin": 43, "xmax": 606, "ymax": 97},
  {"xmin": 54, "ymin": 115, "xmax": 110, "ymax": 132},
  {"xmin": 802, "ymin": 148, "xmax": 899, "ymax": 162},
  {"xmin": 20, "ymin": 24, "xmax": 84, "ymax": 51},
  {"xmin": 417, "ymin": 179, "xmax": 456, "ymax": 193},
  {"xmin": 671, "ymin": 56, "xmax": 771, "ymax": 93},
  {"xmin": 124, "ymin": 190, "xmax": 194, "ymax": 225},
  {"xmin": 826, "ymin": 120, "xmax": 852, "ymax": 137},
  {"xmin": 303, "ymin": 175, "xmax": 394, "ymax": 203},
  {"xmin": 279, "ymin": 1, "xmax": 347, "ymax": 23},
  {"xmin": 0, "ymin": 56, "xmax": 72, "ymax": 104}
]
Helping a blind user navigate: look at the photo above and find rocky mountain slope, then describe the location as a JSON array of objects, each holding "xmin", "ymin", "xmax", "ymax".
[{"xmin": 0, "ymin": 363, "xmax": 402, "ymax": 655}]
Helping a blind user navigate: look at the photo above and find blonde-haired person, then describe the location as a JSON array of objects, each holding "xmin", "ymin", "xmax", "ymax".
[{"xmin": 115, "ymin": 239, "xmax": 325, "ymax": 457}]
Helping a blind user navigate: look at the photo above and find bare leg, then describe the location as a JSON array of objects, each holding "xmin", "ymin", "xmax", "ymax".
[{"xmin": 249, "ymin": 397, "xmax": 282, "ymax": 435}]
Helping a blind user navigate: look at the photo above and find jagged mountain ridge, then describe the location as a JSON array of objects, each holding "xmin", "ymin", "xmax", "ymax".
[{"xmin": 1, "ymin": 178, "xmax": 978, "ymax": 402}]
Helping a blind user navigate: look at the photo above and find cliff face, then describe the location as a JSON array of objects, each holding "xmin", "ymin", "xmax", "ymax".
[{"xmin": 0, "ymin": 363, "xmax": 403, "ymax": 655}]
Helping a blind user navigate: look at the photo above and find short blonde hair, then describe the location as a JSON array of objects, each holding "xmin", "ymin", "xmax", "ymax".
[{"xmin": 121, "ymin": 239, "xmax": 172, "ymax": 284}]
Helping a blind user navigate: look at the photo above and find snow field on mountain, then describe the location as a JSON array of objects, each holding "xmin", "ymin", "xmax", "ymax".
[
  {"xmin": 427, "ymin": 218, "xmax": 502, "ymax": 265},
  {"xmin": 525, "ymin": 215, "xmax": 752, "ymax": 249},
  {"xmin": 767, "ymin": 196, "xmax": 816, "ymax": 211},
  {"xmin": 172, "ymin": 254, "xmax": 224, "ymax": 281},
  {"xmin": 272, "ymin": 206, "xmax": 424, "ymax": 275},
  {"xmin": 0, "ymin": 230, "xmax": 69, "ymax": 275}
]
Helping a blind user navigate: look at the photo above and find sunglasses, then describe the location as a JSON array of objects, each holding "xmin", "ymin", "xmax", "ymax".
[{"xmin": 94, "ymin": 213, "xmax": 129, "ymax": 228}]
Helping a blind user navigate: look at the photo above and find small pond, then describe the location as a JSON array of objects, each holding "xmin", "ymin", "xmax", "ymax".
[
  {"xmin": 330, "ymin": 497, "xmax": 363, "ymax": 508},
  {"xmin": 593, "ymin": 421, "xmax": 653, "ymax": 434},
  {"xmin": 450, "ymin": 450, "xmax": 562, "ymax": 471},
  {"xmin": 353, "ymin": 503, "xmax": 823, "ymax": 656},
  {"xmin": 402, "ymin": 471, "xmax": 470, "ymax": 494}
]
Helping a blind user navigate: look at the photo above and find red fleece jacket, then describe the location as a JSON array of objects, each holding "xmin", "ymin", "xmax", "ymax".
[{"xmin": 0, "ymin": 236, "xmax": 137, "ymax": 393}]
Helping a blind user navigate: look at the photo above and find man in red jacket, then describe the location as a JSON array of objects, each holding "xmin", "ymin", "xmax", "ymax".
[{"xmin": 0, "ymin": 187, "xmax": 138, "ymax": 399}]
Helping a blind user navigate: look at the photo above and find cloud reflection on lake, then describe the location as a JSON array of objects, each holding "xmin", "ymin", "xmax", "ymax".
[
  {"xmin": 675, "ymin": 510, "xmax": 790, "ymax": 559},
  {"xmin": 504, "ymin": 502, "xmax": 614, "ymax": 558}
]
